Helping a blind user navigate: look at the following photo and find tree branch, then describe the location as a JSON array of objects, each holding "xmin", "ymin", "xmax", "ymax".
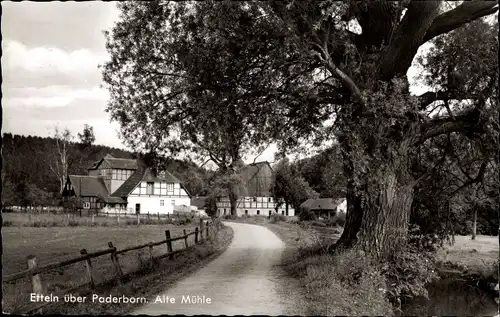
[
  {"xmin": 417, "ymin": 108, "xmax": 482, "ymax": 144},
  {"xmin": 418, "ymin": 90, "xmax": 479, "ymax": 110},
  {"xmin": 379, "ymin": 0, "xmax": 441, "ymax": 81},
  {"xmin": 449, "ymin": 160, "xmax": 489, "ymax": 197},
  {"xmin": 423, "ymin": 1, "xmax": 499, "ymax": 43}
]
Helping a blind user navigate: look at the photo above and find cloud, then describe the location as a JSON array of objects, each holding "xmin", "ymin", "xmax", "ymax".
[
  {"xmin": 2, "ymin": 40, "xmax": 108, "ymax": 75},
  {"xmin": 4, "ymin": 86, "xmax": 109, "ymax": 108}
]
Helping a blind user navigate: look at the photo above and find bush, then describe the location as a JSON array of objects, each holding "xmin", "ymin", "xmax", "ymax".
[
  {"xmin": 310, "ymin": 220, "xmax": 327, "ymax": 227},
  {"xmin": 222, "ymin": 214, "xmax": 237, "ymax": 220},
  {"xmin": 287, "ymin": 247, "xmax": 393, "ymax": 316},
  {"xmin": 299, "ymin": 208, "xmax": 317, "ymax": 221},
  {"xmin": 270, "ymin": 213, "xmax": 287, "ymax": 223}
]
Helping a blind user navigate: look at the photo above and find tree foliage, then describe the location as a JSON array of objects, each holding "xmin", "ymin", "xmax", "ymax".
[
  {"xmin": 102, "ymin": 0, "xmax": 499, "ymax": 259},
  {"xmin": 271, "ymin": 158, "xmax": 319, "ymax": 212},
  {"xmin": 78, "ymin": 124, "xmax": 96, "ymax": 146}
]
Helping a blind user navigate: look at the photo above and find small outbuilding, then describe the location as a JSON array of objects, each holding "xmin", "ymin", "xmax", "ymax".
[{"xmin": 300, "ymin": 198, "xmax": 346, "ymax": 219}]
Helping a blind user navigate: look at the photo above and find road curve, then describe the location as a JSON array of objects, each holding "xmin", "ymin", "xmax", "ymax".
[{"xmin": 132, "ymin": 222, "xmax": 288, "ymax": 316}]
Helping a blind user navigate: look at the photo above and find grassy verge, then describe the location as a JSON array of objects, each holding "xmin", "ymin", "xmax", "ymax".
[
  {"xmin": 2, "ymin": 223, "xmax": 212, "ymax": 313},
  {"xmin": 2, "ymin": 211, "xmax": 200, "ymax": 227},
  {"xmin": 38, "ymin": 225, "xmax": 234, "ymax": 315}
]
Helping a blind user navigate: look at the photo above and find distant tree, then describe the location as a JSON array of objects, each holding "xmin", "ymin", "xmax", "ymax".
[
  {"xmin": 48, "ymin": 126, "xmax": 73, "ymax": 193},
  {"xmin": 78, "ymin": 124, "xmax": 96, "ymax": 146},
  {"xmin": 271, "ymin": 158, "xmax": 319, "ymax": 213},
  {"xmin": 207, "ymin": 167, "xmax": 248, "ymax": 216}
]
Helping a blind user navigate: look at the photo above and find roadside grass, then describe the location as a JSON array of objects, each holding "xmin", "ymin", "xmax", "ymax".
[
  {"xmin": 43, "ymin": 225, "xmax": 234, "ymax": 315},
  {"xmin": 2, "ymin": 212, "xmax": 198, "ymax": 228},
  {"xmin": 2, "ymin": 224, "xmax": 203, "ymax": 313}
]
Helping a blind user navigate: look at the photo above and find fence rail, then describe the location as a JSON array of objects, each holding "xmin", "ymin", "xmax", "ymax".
[{"xmin": 4, "ymin": 218, "xmax": 223, "ymax": 315}]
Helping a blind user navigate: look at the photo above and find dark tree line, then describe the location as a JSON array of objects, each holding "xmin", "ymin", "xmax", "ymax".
[{"xmin": 2, "ymin": 133, "xmax": 210, "ymax": 208}]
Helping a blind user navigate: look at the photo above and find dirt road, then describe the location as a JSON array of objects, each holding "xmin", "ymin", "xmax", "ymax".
[{"xmin": 132, "ymin": 222, "xmax": 297, "ymax": 316}]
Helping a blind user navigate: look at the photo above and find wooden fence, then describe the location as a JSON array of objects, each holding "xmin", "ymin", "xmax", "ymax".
[{"xmin": 4, "ymin": 218, "xmax": 223, "ymax": 315}]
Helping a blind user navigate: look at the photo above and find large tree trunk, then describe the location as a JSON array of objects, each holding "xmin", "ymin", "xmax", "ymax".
[
  {"xmin": 229, "ymin": 194, "xmax": 237, "ymax": 216},
  {"xmin": 335, "ymin": 118, "xmax": 416, "ymax": 259},
  {"xmin": 471, "ymin": 208, "xmax": 477, "ymax": 240}
]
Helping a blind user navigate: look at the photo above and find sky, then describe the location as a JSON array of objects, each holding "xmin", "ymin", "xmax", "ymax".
[{"xmin": 2, "ymin": 1, "xmax": 428, "ymax": 166}]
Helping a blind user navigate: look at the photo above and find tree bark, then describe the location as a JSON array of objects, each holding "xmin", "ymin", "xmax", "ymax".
[
  {"xmin": 229, "ymin": 194, "xmax": 237, "ymax": 216},
  {"xmin": 472, "ymin": 208, "xmax": 477, "ymax": 240}
]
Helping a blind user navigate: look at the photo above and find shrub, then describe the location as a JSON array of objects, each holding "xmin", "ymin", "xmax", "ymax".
[
  {"xmin": 380, "ymin": 245, "xmax": 438, "ymax": 309},
  {"xmin": 310, "ymin": 220, "xmax": 327, "ymax": 227},
  {"xmin": 222, "ymin": 214, "xmax": 237, "ymax": 220},
  {"xmin": 299, "ymin": 208, "xmax": 317, "ymax": 221},
  {"xmin": 270, "ymin": 213, "xmax": 287, "ymax": 223},
  {"xmin": 2, "ymin": 221, "xmax": 14, "ymax": 227}
]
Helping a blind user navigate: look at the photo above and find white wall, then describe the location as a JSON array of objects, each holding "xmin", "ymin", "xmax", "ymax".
[
  {"xmin": 131, "ymin": 182, "xmax": 188, "ymax": 196},
  {"xmin": 126, "ymin": 195, "xmax": 191, "ymax": 215},
  {"xmin": 337, "ymin": 199, "xmax": 347, "ymax": 214}
]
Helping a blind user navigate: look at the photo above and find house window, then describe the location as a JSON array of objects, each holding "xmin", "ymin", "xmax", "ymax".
[
  {"xmin": 160, "ymin": 200, "xmax": 164, "ymax": 206},
  {"xmin": 167, "ymin": 183, "xmax": 174, "ymax": 193},
  {"xmin": 268, "ymin": 197, "xmax": 272, "ymax": 202},
  {"xmin": 253, "ymin": 197, "xmax": 257, "ymax": 202},
  {"xmin": 245, "ymin": 210, "xmax": 248, "ymax": 215},
  {"xmin": 83, "ymin": 202, "xmax": 90, "ymax": 209},
  {"xmin": 256, "ymin": 210, "xmax": 260, "ymax": 215},
  {"xmin": 282, "ymin": 210, "xmax": 284, "ymax": 215},
  {"xmin": 224, "ymin": 208, "xmax": 226, "ymax": 215},
  {"xmin": 171, "ymin": 200, "xmax": 175, "ymax": 206},
  {"xmin": 112, "ymin": 169, "xmax": 117, "ymax": 179},
  {"xmin": 146, "ymin": 182, "xmax": 154, "ymax": 195}
]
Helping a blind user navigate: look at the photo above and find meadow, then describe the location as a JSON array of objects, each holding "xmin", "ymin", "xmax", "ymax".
[{"xmin": 2, "ymin": 221, "xmax": 203, "ymax": 313}]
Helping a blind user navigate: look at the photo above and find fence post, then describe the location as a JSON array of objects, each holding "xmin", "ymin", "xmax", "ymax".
[
  {"xmin": 27, "ymin": 255, "xmax": 44, "ymax": 314},
  {"xmin": 137, "ymin": 213, "xmax": 140, "ymax": 225},
  {"xmin": 199, "ymin": 219, "xmax": 204, "ymax": 241},
  {"xmin": 165, "ymin": 230, "xmax": 173, "ymax": 260},
  {"xmin": 147, "ymin": 212, "xmax": 150, "ymax": 219},
  {"xmin": 148, "ymin": 243, "xmax": 154, "ymax": 269},
  {"xmin": 80, "ymin": 249, "xmax": 95, "ymax": 289},
  {"xmin": 195, "ymin": 227, "xmax": 199, "ymax": 244},
  {"xmin": 108, "ymin": 242, "xmax": 123, "ymax": 281},
  {"xmin": 91, "ymin": 213, "xmax": 95, "ymax": 225},
  {"xmin": 183, "ymin": 229, "xmax": 189, "ymax": 249},
  {"xmin": 117, "ymin": 212, "xmax": 120, "ymax": 225},
  {"xmin": 157, "ymin": 212, "xmax": 160, "ymax": 221}
]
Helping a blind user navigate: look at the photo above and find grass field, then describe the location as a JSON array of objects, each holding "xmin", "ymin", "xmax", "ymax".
[
  {"xmin": 2, "ymin": 211, "xmax": 198, "ymax": 227},
  {"xmin": 437, "ymin": 234, "xmax": 499, "ymax": 276},
  {"xmin": 2, "ymin": 223, "xmax": 204, "ymax": 313}
]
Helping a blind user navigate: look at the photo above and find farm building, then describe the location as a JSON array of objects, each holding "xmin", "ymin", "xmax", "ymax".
[
  {"xmin": 62, "ymin": 154, "xmax": 191, "ymax": 215},
  {"xmin": 215, "ymin": 161, "xmax": 295, "ymax": 217},
  {"xmin": 299, "ymin": 198, "xmax": 347, "ymax": 219}
]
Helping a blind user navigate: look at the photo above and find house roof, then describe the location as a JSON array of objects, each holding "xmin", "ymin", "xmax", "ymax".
[
  {"xmin": 100, "ymin": 196, "xmax": 127, "ymax": 204},
  {"xmin": 69, "ymin": 175, "xmax": 109, "ymax": 198},
  {"xmin": 300, "ymin": 198, "xmax": 345, "ymax": 211},
  {"xmin": 111, "ymin": 165, "xmax": 190, "ymax": 198},
  {"xmin": 88, "ymin": 154, "xmax": 138, "ymax": 170},
  {"xmin": 239, "ymin": 161, "xmax": 273, "ymax": 197},
  {"xmin": 111, "ymin": 163, "xmax": 148, "ymax": 197},
  {"xmin": 191, "ymin": 196, "xmax": 207, "ymax": 209}
]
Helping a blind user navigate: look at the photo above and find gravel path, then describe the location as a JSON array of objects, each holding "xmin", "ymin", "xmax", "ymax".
[{"xmin": 132, "ymin": 222, "xmax": 292, "ymax": 316}]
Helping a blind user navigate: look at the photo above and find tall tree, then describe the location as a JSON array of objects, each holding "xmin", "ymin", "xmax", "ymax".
[
  {"xmin": 101, "ymin": 1, "xmax": 498, "ymax": 259},
  {"xmin": 49, "ymin": 127, "xmax": 74, "ymax": 193},
  {"xmin": 271, "ymin": 158, "xmax": 319, "ymax": 213},
  {"xmin": 78, "ymin": 124, "xmax": 96, "ymax": 146}
]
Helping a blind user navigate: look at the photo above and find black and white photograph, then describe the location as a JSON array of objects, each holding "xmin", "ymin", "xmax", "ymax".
[{"xmin": 1, "ymin": 1, "xmax": 499, "ymax": 316}]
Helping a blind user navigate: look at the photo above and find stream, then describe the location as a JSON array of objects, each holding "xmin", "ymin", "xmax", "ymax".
[{"xmin": 401, "ymin": 276, "xmax": 499, "ymax": 316}]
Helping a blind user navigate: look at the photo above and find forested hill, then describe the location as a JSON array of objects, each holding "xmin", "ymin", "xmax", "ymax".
[{"xmin": 1, "ymin": 133, "xmax": 209, "ymax": 206}]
